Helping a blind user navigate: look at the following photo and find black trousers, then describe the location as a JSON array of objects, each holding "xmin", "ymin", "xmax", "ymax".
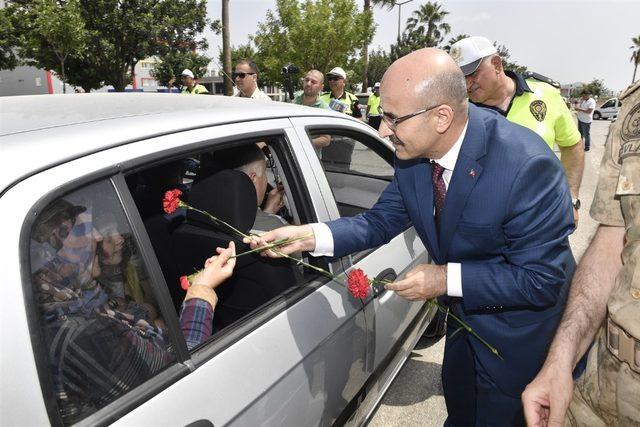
[{"xmin": 367, "ymin": 115, "xmax": 381, "ymax": 130}]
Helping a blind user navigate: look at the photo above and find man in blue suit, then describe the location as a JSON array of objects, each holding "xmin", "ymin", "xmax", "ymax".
[{"xmin": 247, "ymin": 48, "xmax": 576, "ymax": 425}]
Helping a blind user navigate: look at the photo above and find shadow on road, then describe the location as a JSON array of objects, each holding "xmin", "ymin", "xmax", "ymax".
[{"xmin": 378, "ymin": 356, "xmax": 443, "ymax": 407}]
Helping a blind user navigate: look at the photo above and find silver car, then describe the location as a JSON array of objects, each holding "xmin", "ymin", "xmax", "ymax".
[{"xmin": 0, "ymin": 94, "xmax": 435, "ymax": 426}]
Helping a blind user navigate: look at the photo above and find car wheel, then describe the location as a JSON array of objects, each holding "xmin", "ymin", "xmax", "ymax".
[
  {"xmin": 423, "ymin": 309, "xmax": 447, "ymax": 339},
  {"xmin": 593, "ymin": 111, "xmax": 601, "ymax": 120}
]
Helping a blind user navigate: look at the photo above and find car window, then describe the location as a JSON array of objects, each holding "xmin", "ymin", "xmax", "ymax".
[
  {"xmin": 602, "ymin": 100, "xmax": 614, "ymax": 108},
  {"xmin": 28, "ymin": 180, "xmax": 174, "ymax": 425},
  {"xmin": 126, "ymin": 136, "xmax": 325, "ymax": 343},
  {"xmin": 312, "ymin": 131, "xmax": 394, "ymax": 217},
  {"xmin": 309, "ymin": 129, "xmax": 396, "ymax": 261}
]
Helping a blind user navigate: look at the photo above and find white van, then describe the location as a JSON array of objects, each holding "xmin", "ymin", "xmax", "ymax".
[{"xmin": 593, "ymin": 97, "xmax": 621, "ymax": 120}]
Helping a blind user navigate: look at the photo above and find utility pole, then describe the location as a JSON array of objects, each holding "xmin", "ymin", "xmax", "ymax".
[{"xmin": 394, "ymin": 0, "xmax": 414, "ymax": 42}]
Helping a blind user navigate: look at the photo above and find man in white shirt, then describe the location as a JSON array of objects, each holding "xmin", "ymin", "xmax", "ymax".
[
  {"xmin": 575, "ymin": 90, "xmax": 596, "ymax": 151},
  {"xmin": 245, "ymin": 48, "xmax": 577, "ymax": 426},
  {"xmin": 233, "ymin": 59, "xmax": 272, "ymax": 101}
]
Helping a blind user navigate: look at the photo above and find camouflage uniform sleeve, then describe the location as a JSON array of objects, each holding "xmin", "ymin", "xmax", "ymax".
[{"xmin": 589, "ymin": 120, "xmax": 625, "ymax": 226}]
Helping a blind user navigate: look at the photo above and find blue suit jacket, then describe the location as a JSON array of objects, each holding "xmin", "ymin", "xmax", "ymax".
[{"xmin": 327, "ymin": 104, "xmax": 576, "ymax": 396}]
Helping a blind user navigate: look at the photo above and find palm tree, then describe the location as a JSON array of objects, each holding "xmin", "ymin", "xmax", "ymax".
[
  {"xmin": 405, "ymin": 1, "xmax": 451, "ymax": 48},
  {"xmin": 443, "ymin": 33, "xmax": 469, "ymax": 53},
  {"xmin": 361, "ymin": 0, "xmax": 395, "ymax": 91},
  {"xmin": 631, "ymin": 35, "xmax": 640, "ymax": 84},
  {"xmin": 222, "ymin": 0, "xmax": 233, "ymax": 96}
]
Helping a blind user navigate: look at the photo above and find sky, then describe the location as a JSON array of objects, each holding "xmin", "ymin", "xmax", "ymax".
[{"xmin": 205, "ymin": 0, "xmax": 640, "ymax": 93}]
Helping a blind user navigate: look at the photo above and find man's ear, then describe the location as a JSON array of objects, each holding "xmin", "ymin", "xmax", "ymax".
[
  {"xmin": 435, "ymin": 105, "xmax": 455, "ymax": 134},
  {"xmin": 491, "ymin": 55, "xmax": 503, "ymax": 74},
  {"xmin": 248, "ymin": 171, "xmax": 258, "ymax": 183}
]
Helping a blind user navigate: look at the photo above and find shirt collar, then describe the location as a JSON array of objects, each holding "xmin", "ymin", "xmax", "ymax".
[
  {"xmin": 506, "ymin": 70, "xmax": 532, "ymax": 95},
  {"xmin": 433, "ymin": 120, "xmax": 468, "ymax": 171}
]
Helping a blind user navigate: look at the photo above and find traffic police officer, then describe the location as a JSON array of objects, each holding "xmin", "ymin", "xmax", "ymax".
[
  {"xmin": 180, "ymin": 69, "xmax": 208, "ymax": 95},
  {"xmin": 522, "ymin": 80, "xmax": 640, "ymax": 426},
  {"xmin": 320, "ymin": 67, "xmax": 363, "ymax": 120},
  {"xmin": 450, "ymin": 36, "xmax": 585, "ymax": 223}
]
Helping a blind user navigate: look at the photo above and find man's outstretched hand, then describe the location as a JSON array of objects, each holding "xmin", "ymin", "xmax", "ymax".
[{"xmin": 244, "ymin": 224, "xmax": 316, "ymax": 257}]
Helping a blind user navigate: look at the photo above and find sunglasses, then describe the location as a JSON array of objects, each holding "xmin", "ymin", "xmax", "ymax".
[
  {"xmin": 327, "ymin": 76, "xmax": 343, "ymax": 81},
  {"xmin": 232, "ymin": 72, "xmax": 256, "ymax": 79}
]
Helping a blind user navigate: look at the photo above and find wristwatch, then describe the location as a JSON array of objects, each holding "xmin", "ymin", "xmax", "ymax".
[{"xmin": 572, "ymin": 198, "xmax": 581, "ymax": 210}]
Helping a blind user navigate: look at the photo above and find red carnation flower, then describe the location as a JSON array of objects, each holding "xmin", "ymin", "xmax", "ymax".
[
  {"xmin": 163, "ymin": 189, "xmax": 183, "ymax": 214},
  {"xmin": 347, "ymin": 268, "xmax": 370, "ymax": 299},
  {"xmin": 180, "ymin": 275, "xmax": 190, "ymax": 291}
]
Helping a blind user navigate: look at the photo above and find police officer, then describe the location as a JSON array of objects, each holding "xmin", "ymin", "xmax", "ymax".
[
  {"xmin": 450, "ymin": 36, "xmax": 585, "ymax": 224},
  {"xmin": 522, "ymin": 80, "xmax": 640, "ymax": 426},
  {"xmin": 366, "ymin": 82, "xmax": 382, "ymax": 130},
  {"xmin": 320, "ymin": 67, "xmax": 363, "ymax": 120},
  {"xmin": 180, "ymin": 69, "xmax": 208, "ymax": 94}
]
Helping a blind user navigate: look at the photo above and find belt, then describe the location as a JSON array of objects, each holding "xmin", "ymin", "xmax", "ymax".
[{"xmin": 607, "ymin": 317, "xmax": 640, "ymax": 374}]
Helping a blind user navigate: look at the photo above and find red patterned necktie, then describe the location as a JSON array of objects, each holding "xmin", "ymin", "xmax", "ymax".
[{"xmin": 432, "ymin": 162, "xmax": 447, "ymax": 227}]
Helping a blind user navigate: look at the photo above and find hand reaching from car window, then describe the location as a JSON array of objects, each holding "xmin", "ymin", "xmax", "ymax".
[{"xmin": 263, "ymin": 184, "xmax": 285, "ymax": 214}]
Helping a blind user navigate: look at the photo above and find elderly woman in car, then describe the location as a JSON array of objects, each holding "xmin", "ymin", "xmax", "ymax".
[{"xmin": 31, "ymin": 199, "xmax": 235, "ymax": 423}]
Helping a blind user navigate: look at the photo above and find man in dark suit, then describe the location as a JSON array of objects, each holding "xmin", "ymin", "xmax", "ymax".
[{"xmin": 247, "ymin": 48, "xmax": 576, "ymax": 425}]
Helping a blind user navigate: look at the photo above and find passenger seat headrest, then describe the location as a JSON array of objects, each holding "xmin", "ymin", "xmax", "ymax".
[{"xmin": 187, "ymin": 169, "xmax": 257, "ymax": 235}]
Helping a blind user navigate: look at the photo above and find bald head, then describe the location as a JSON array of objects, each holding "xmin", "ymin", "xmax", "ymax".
[{"xmin": 382, "ymin": 48, "xmax": 467, "ymax": 113}]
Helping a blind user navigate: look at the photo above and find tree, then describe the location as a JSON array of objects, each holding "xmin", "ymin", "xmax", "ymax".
[
  {"xmin": 9, "ymin": 0, "xmax": 211, "ymax": 92},
  {"xmin": 404, "ymin": 2, "xmax": 450, "ymax": 48},
  {"xmin": 222, "ymin": 0, "xmax": 233, "ymax": 95},
  {"xmin": 389, "ymin": 1, "xmax": 451, "ymax": 62},
  {"xmin": 361, "ymin": 0, "xmax": 395, "ymax": 91},
  {"xmin": 151, "ymin": 51, "xmax": 211, "ymax": 88},
  {"xmin": 443, "ymin": 34, "xmax": 469, "ymax": 53},
  {"xmin": 252, "ymin": 0, "xmax": 374, "ymax": 89},
  {"xmin": 580, "ymin": 78, "xmax": 608, "ymax": 97},
  {"xmin": 494, "ymin": 44, "xmax": 527, "ymax": 74},
  {"xmin": 23, "ymin": 0, "xmax": 87, "ymax": 93},
  {"xmin": 631, "ymin": 35, "xmax": 640, "ymax": 84},
  {"xmin": 364, "ymin": 48, "xmax": 391, "ymax": 87},
  {"xmin": 0, "ymin": 6, "xmax": 20, "ymax": 70}
]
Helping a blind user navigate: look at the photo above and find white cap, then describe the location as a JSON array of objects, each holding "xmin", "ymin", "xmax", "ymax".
[
  {"xmin": 181, "ymin": 69, "xmax": 195, "ymax": 78},
  {"xmin": 449, "ymin": 36, "xmax": 497, "ymax": 76},
  {"xmin": 327, "ymin": 67, "xmax": 347, "ymax": 80},
  {"xmin": 374, "ymin": 82, "xmax": 381, "ymax": 88}
]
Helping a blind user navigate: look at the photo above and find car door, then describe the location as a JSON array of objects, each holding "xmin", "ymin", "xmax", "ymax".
[
  {"xmin": 290, "ymin": 117, "xmax": 434, "ymax": 388},
  {"xmin": 7, "ymin": 118, "xmax": 370, "ymax": 426}
]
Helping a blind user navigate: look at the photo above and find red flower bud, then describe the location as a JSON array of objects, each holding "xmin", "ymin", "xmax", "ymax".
[
  {"xmin": 347, "ymin": 268, "xmax": 370, "ymax": 299},
  {"xmin": 180, "ymin": 275, "xmax": 190, "ymax": 291},
  {"xmin": 163, "ymin": 189, "xmax": 183, "ymax": 214}
]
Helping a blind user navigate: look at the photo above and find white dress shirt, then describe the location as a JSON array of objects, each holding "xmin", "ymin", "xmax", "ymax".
[{"xmin": 311, "ymin": 121, "xmax": 469, "ymax": 297}]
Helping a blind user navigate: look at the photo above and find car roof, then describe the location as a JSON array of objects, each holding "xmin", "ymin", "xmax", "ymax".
[{"xmin": 0, "ymin": 93, "xmax": 348, "ymax": 194}]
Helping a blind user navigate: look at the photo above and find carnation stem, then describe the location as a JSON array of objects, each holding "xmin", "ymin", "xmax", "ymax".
[{"xmin": 230, "ymin": 234, "xmax": 314, "ymax": 259}]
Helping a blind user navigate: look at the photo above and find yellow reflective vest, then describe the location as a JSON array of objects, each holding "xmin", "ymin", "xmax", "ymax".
[
  {"xmin": 181, "ymin": 84, "xmax": 208, "ymax": 95},
  {"xmin": 506, "ymin": 78, "xmax": 580, "ymax": 149}
]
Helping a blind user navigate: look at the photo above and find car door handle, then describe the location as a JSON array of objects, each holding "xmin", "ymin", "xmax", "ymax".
[
  {"xmin": 373, "ymin": 268, "xmax": 397, "ymax": 297},
  {"xmin": 185, "ymin": 420, "xmax": 214, "ymax": 427}
]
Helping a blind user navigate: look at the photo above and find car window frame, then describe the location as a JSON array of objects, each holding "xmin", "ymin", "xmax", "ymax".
[
  {"xmin": 19, "ymin": 124, "xmax": 339, "ymax": 426},
  {"xmin": 303, "ymin": 125, "xmax": 405, "ymax": 263}
]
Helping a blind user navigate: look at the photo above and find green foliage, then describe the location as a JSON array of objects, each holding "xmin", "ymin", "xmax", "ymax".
[
  {"xmin": 579, "ymin": 79, "xmax": 608, "ymax": 97},
  {"xmin": 389, "ymin": 1, "xmax": 450, "ymax": 61},
  {"xmin": 8, "ymin": 0, "xmax": 211, "ymax": 92},
  {"xmin": 16, "ymin": 0, "xmax": 88, "ymax": 92},
  {"xmin": 151, "ymin": 51, "xmax": 211, "ymax": 88},
  {"xmin": 352, "ymin": 48, "xmax": 390, "ymax": 90},
  {"xmin": 0, "ymin": 7, "xmax": 20, "ymax": 70},
  {"xmin": 442, "ymin": 34, "xmax": 469, "ymax": 53},
  {"xmin": 251, "ymin": 0, "xmax": 375, "ymax": 88},
  {"xmin": 494, "ymin": 44, "xmax": 527, "ymax": 74}
]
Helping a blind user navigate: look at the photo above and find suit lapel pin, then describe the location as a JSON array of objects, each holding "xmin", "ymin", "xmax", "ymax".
[{"xmin": 469, "ymin": 169, "xmax": 477, "ymax": 178}]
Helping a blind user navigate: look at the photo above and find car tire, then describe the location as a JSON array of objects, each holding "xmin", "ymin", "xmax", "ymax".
[
  {"xmin": 423, "ymin": 309, "xmax": 447, "ymax": 339},
  {"xmin": 593, "ymin": 111, "xmax": 601, "ymax": 120}
]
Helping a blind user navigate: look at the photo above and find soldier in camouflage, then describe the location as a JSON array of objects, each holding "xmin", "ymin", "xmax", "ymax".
[{"xmin": 522, "ymin": 80, "xmax": 640, "ymax": 426}]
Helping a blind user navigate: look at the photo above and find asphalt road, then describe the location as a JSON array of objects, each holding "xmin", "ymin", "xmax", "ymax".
[{"xmin": 368, "ymin": 120, "xmax": 612, "ymax": 427}]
